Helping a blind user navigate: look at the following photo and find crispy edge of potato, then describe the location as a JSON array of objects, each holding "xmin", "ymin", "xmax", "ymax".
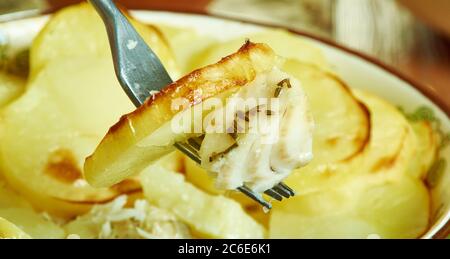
[{"xmin": 84, "ymin": 41, "xmax": 277, "ymax": 187}]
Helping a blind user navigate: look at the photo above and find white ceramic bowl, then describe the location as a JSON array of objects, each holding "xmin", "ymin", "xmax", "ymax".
[{"xmin": 0, "ymin": 11, "xmax": 449, "ymax": 238}]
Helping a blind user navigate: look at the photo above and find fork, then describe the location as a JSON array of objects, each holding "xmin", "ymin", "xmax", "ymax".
[{"xmin": 89, "ymin": 0, "xmax": 295, "ymax": 209}]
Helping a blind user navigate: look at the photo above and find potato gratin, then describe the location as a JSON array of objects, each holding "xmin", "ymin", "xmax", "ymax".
[
  {"xmin": 0, "ymin": 3, "xmax": 440, "ymax": 239},
  {"xmin": 85, "ymin": 41, "xmax": 314, "ymax": 194}
]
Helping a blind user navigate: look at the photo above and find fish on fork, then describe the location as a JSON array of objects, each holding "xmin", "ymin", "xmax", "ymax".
[{"xmin": 87, "ymin": 0, "xmax": 314, "ymax": 210}]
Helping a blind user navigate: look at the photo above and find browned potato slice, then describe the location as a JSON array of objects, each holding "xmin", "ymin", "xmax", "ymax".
[
  {"xmin": 0, "ymin": 57, "xmax": 142, "ymax": 218},
  {"xmin": 285, "ymin": 89, "xmax": 416, "ymax": 195},
  {"xmin": 0, "ymin": 3, "xmax": 178, "ymax": 218},
  {"xmin": 270, "ymin": 90, "xmax": 429, "ymax": 238},
  {"xmin": 84, "ymin": 42, "xmax": 277, "ymax": 187}
]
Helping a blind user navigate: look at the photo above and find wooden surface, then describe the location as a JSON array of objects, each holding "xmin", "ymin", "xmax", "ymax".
[{"xmin": 38, "ymin": 0, "xmax": 450, "ymax": 110}]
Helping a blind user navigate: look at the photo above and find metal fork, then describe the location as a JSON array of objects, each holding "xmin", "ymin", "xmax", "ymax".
[{"xmin": 90, "ymin": 0, "xmax": 295, "ymax": 209}]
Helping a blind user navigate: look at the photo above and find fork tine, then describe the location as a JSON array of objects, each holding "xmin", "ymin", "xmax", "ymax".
[
  {"xmin": 238, "ymin": 186, "xmax": 272, "ymax": 209},
  {"xmin": 264, "ymin": 189, "xmax": 283, "ymax": 201},
  {"xmin": 272, "ymin": 186, "xmax": 290, "ymax": 198},
  {"xmin": 278, "ymin": 182, "xmax": 295, "ymax": 196},
  {"xmin": 187, "ymin": 138, "xmax": 201, "ymax": 151},
  {"xmin": 174, "ymin": 142, "xmax": 201, "ymax": 164}
]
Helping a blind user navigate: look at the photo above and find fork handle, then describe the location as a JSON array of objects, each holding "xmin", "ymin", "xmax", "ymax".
[{"xmin": 89, "ymin": 0, "xmax": 172, "ymax": 107}]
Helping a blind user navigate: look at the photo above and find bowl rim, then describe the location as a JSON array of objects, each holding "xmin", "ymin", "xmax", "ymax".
[{"xmin": 6, "ymin": 5, "xmax": 450, "ymax": 239}]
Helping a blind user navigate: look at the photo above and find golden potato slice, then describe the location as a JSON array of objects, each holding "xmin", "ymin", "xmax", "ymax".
[
  {"xmin": 0, "ymin": 217, "xmax": 31, "ymax": 239},
  {"xmin": 30, "ymin": 3, "xmax": 178, "ymax": 78},
  {"xmin": 408, "ymin": 121, "xmax": 438, "ymax": 179},
  {"xmin": 0, "ymin": 72, "xmax": 25, "ymax": 108},
  {"xmin": 270, "ymin": 174, "xmax": 429, "ymax": 238},
  {"xmin": 0, "ymin": 3, "xmax": 178, "ymax": 217},
  {"xmin": 193, "ymin": 29, "xmax": 328, "ymax": 71},
  {"xmin": 283, "ymin": 60, "xmax": 370, "ymax": 164},
  {"xmin": 0, "ymin": 179, "xmax": 65, "ymax": 238},
  {"xmin": 0, "ymin": 57, "xmax": 142, "ymax": 218},
  {"xmin": 350, "ymin": 90, "xmax": 419, "ymax": 177},
  {"xmin": 270, "ymin": 89, "xmax": 428, "ymax": 238},
  {"xmin": 284, "ymin": 89, "xmax": 416, "ymax": 195},
  {"xmin": 84, "ymin": 42, "xmax": 277, "ymax": 187},
  {"xmin": 0, "ymin": 208, "xmax": 66, "ymax": 239},
  {"xmin": 141, "ymin": 165, "xmax": 265, "ymax": 238}
]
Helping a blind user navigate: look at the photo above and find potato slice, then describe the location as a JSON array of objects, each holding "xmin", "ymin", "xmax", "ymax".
[
  {"xmin": 84, "ymin": 42, "xmax": 277, "ymax": 187},
  {"xmin": 0, "ymin": 178, "xmax": 65, "ymax": 238},
  {"xmin": 0, "ymin": 217, "xmax": 31, "ymax": 239},
  {"xmin": 270, "ymin": 174, "xmax": 429, "ymax": 238},
  {"xmin": 0, "ymin": 3, "xmax": 178, "ymax": 217},
  {"xmin": 0, "ymin": 72, "xmax": 25, "ymax": 109},
  {"xmin": 30, "ymin": 3, "xmax": 178, "ymax": 78},
  {"xmin": 351, "ymin": 89, "xmax": 417, "ymax": 174},
  {"xmin": 408, "ymin": 121, "xmax": 438, "ymax": 179},
  {"xmin": 270, "ymin": 89, "xmax": 428, "ymax": 238},
  {"xmin": 141, "ymin": 165, "xmax": 265, "ymax": 238},
  {"xmin": 0, "ymin": 208, "xmax": 66, "ymax": 239},
  {"xmin": 0, "ymin": 57, "xmax": 142, "ymax": 217},
  {"xmin": 283, "ymin": 60, "xmax": 370, "ymax": 164},
  {"xmin": 284, "ymin": 88, "xmax": 415, "ymax": 195}
]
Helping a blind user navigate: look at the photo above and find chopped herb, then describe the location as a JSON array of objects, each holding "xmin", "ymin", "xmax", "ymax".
[
  {"xmin": 228, "ymin": 132, "xmax": 238, "ymax": 140},
  {"xmin": 405, "ymin": 106, "xmax": 437, "ymax": 122},
  {"xmin": 426, "ymin": 158, "xmax": 446, "ymax": 188},
  {"xmin": 10, "ymin": 49, "xmax": 30, "ymax": 77},
  {"xmin": 0, "ymin": 44, "xmax": 8, "ymax": 71},
  {"xmin": 399, "ymin": 105, "xmax": 450, "ymax": 150},
  {"xmin": 274, "ymin": 78, "xmax": 291, "ymax": 97},
  {"xmin": 209, "ymin": 143, "xmax": 238, "ymax": 162},
  {"xmin": 233, "ymin": 117, "xmax": 239, "ymax": 132},
  {"xmin": 274, "ymin": 87, "xmax": 282, "ymax": 98},
  {"xmin": 277, "ymin": 78, "xmax": 292, "ymax": 88},
  {"xmin": 440, "ymin": 133, "xmax": 450, "ymax": 149}
]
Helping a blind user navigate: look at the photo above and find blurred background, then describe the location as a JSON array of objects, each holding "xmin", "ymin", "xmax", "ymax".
[{"xmin": 1, "ymin": 0, "xmax": 449, "ymax": 105}]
